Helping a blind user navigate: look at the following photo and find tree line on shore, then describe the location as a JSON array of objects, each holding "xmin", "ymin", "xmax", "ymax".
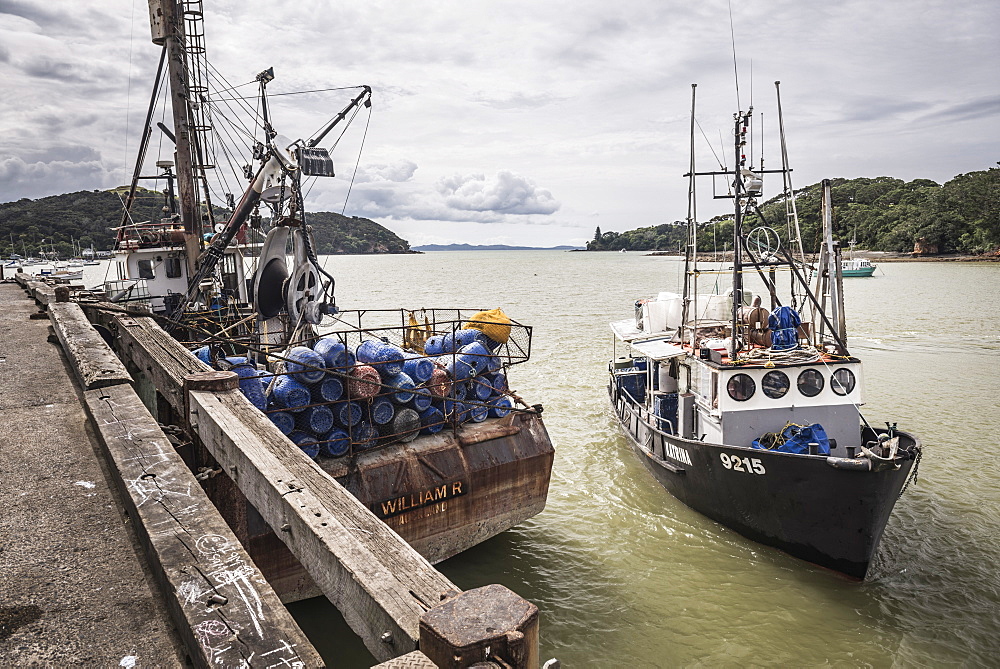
[
  {"xmin": 586, "ymin": 166, "xmax": 999, "ymax": 255},
  {"xmin": 0, "ymin": 187, "xmax": 412, "ymax": 258}
]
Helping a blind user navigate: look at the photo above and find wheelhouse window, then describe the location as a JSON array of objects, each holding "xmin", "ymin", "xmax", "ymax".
[
  {"xmin": 831, "ymin": 368, "xmax": 856, "ymax": 396},
  {"xmin": 165, "ymin": 257, "xmax": 182, "ymax": 278},
  {"xmin": 726, "ymin": 373, "xmax": 756, "ymax": 401},
  {"xmin": 137, "ymin": 259, "xmax": 155, "ymax": 279},
  {"xmin": 797, "ymin": 369, "xmax": 824, "ymax": 397},
  {"xmin": 761, "ymin": 370, "xmax": 790, "ymax": 399}
]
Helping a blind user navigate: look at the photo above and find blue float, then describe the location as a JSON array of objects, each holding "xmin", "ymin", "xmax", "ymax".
[
  {"xmin": 319, "ymin": 428, "xmax": 351, "ymax": 457},
  {"xmin": 313, "ymin": 337, "xmax": 352, "ymax": 368},
  {"xmin": 288, "ymin": 430, "xmax": 320, "ymax": 459},
  {"xmin": 316, "ymin": 376, "xmax": 344, "ymax": 402},
  {"xmin": 370, "ymin": 396, "xmax": 395, "ymax": 425},
  {"xmin": 419, "ymin": 406, "xmax": 445, "ymax": 435},
  {"xmin": 402, "ymin": 353, "xmax": 434, "ymax": 384},
  {"xmin": 384, "ymin": 372, "xmax": 415, "ymax": 404},
  {"xmin": 269, "ymin": 410, "xmax": 295, "ymax": 435},
  {"xmin": 297, "ymin": 405, "xmax": 334, "ymax": 435},
  {"xmin": 489, "ymin": 396, "xmax": 513, "ymax": 418},
  {"xmin": 272, "ymin": 375, "xmax": 311, "ymax": 412},
  {"xmin": 332, "ymin": 401, "xmax": 363, "ymax": 427},
  {"xmin": 286, "ymin": 346, "xmax": 326, "ymax": 383}
]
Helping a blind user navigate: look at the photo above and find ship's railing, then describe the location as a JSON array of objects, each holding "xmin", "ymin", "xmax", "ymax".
[
  {"xmin": 203, "ymin": 309, "xmax": 534, "ymax": 460},
  {"xmin": 611, "ymin": 374, "xmax": 676, "ymax": 460},
  {"xmin": 114, "ymin": 221, "xmax": 187, "ymax": 250},
  {"xmin": 321, "ymin": 308, "xmax": 533, "ymax": 366},
  {"xmin": 104, "ymin": 279, "xmax": 151, "ymax": 310}
]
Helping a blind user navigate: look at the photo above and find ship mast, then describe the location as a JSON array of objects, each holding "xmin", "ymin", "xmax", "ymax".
[{"xmin": 149, "ymin": 0, "xmax": 202, "ymax": 278}]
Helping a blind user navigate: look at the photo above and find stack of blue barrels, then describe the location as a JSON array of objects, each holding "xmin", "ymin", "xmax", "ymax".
[{"xmin": 200, "ymin": 325, "xmax": 515, "ymax": 461}]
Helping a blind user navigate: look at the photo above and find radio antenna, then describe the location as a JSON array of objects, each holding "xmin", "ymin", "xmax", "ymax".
[{"xmin": 728, "ymin": 0, "xmax": 741, "ymax": 110}]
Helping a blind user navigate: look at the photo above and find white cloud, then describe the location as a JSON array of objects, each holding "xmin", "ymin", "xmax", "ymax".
[{"xmin": 437, "ymin": 171, "xmax": 560, "ymax": 216}]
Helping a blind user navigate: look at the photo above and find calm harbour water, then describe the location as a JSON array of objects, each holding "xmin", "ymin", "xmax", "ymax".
[{"xmin": 92, "ymin": 252, "xmax": 1000, "ymax": 666}]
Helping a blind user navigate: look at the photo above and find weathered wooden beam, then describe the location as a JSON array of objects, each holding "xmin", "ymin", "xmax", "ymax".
[
  {"xmin": 186, "ymin": 381, "xmax": 459, "ymax": 662},
  {"xmin": 27, "ymin": 280, "xmax": 55, "ymax": 305},
  {"xmin": 110, "ymin": 312, "xmax": 207, "ymax": 414},
  {"xmin": 48, "ymin": 301, "xmax": 133, "ymax": 390},
  {"xmin": 83, "ymin": 382, "xmax": 323, "ymax": 668}
]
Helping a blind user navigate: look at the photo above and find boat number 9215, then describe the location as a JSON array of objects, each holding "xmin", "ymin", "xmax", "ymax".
[{"xmin": 720, "ymin": 453, "xmax": 766, "ymax": 475}]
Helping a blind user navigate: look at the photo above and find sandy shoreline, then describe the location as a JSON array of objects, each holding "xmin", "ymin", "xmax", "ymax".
[{"xmin": 642, "ymin": 251, "xmax": 1000, "ymax": 263}]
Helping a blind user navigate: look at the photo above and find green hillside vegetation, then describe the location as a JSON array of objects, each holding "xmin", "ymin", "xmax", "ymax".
[
  {"xmin": 0, "ymin": 188, "xmax": 411, "ymax": 257},
  {"xmin": 587, "ymin": 166, "xmax": 1000, "ymax": 255}
]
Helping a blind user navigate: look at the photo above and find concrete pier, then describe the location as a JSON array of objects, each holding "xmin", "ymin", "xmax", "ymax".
[{"xmin": 0, "ymin": 281, "xmax": 186, "ymax": 665}]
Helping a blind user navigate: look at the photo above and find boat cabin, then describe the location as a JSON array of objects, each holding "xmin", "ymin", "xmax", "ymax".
[{"xmin": 107, "ymin": 219, "xmax": 253, "ymax": 314}]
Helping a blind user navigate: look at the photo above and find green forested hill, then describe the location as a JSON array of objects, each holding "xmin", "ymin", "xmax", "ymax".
[
  {"xmin": 587, "ymin": 166, "xmax": 1000, "ymax": 254},
  {"xmin": 0, "ymin": 188, "xmax": 412, "ymax": 257}
]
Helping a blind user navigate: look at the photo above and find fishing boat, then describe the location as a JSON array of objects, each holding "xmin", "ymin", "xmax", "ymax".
[
  {"xmin": 95, "ymin": 0, "xmax": 553, "ymax": 589},
  {"xmin": 608, "ymin": 82, "xmax": 921, "ymax": 579},
  {"xmin": 841, "ymin": 242, "xmax": 877, "ymax": 277}
]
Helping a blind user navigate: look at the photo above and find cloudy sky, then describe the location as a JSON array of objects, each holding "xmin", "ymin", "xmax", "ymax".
[{"xmin": 1, "ymin": 0, "xmax": 997, "ymax": 247}]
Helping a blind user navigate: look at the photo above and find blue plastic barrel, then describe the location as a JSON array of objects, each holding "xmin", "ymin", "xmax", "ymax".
[
  {"xmin": 410, "ymin": 388, "xmax": 433, "ymax": 412},
  {"xmin": 352, "ymin": 421, "xmax": 378, "ymax": 450},
  {"xmin": 232, "ymin": 364, "xmax": 267, "ymax": 411},
  {"xmin": 489, "ymin": 396, "xmax": 513, "ymax": 418},
  {"xmin": 419, "ymin": 406, "xmax": 445, "ymax": 435},
  {"xmin": 440, "ymin": 329, "xmax": 477, "ymax": 354},
  {"xmin": 319, "ymin": 428, "xmax": 351, "ymax": 457},
  {"xmin": 356, "ymin": 339, "xmax": 405, "ymax": 377},
  {"xmin": 453, "ymin": 382, "xmax": 468, "ymax": 401},
  {"xmin": 457, "ymin": 341, "xmax": 492, "ymax": 375},
  {"xmin": 297, "ymin": 405, "xmax": 334, "ymax": 435},
  {"xmin": 316, "ymin": 376, "xmax": 344, "ymax": 402},
  {"xmin": 370, "ymin": 396, "xmax": 395, "ymax": 425},
  {"xmin": 286, "ymin": 346, "xmax": 326, "ymax": 383},
  {"xmin": 385, "ymin": 372, "xmax": 415, "ymax": 404},
  {"xmin": 443, "ymin": 356, "xmax": 475, "ymax": 382},
  {"xmin": 424, "ymin": 335, "xmax": 445, "ymax": 356},
  {"xmin": 490, "ymin": 371, "xmax": 508, "ymax": 394},
  {"xmin": 402, "ymin": 353, "xmax": 434, "ymax": 384},
  {"xmin": 332, "ymin": 401, "xmax": 362, "ymax": 427},
  {"xmin": 288, "ymin": 431, "xmax": 320, "ymax": 459},
  {"xmin": 194, "ymin": 346, "xmax": 211, "ymax": 364},
  {"xmin": 469, "ymin": 403, "xmax": 489, "ymax": 422},
  {"xmin": 314, "ymin": 337, "xmax": 352, "ymax": 368},
  {"xmin": 269, "ymin": 410, "xmax": 295, "ymax": 435},
  {"xmin": 653, "ymin": 392, "xmax": 679, "ymax": 434},
  {"xmin": 470, "ymin": 378, "xmax": 493, "ymax": 401},
  {"xmin": 272, "ymin": 375, "xmax": 311, "ymax": 412}
]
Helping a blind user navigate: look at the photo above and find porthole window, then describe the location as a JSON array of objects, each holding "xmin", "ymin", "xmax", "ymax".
[
  {"xmin": 831, "ymin": 368, "xmax": 856, "ymax": 396},
  {"xmin": 797, "ymin": 369, "xmax": 824, "ymax": 397},
  {"xmin": 727, "ymin": 373, "xmax": 756, "ymax": 401},
  {"xmin": 762, "ymin": 370, "xmax": 790, "ymax": 399}
]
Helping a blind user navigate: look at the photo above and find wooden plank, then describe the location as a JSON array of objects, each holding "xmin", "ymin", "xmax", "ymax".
[
  {"xmin": 111, "ymin": 313, "xmax": 207, "ymax": 414},
  {"xmin": 83, "ymin": 383, "xmax": 323, "ymax": 668},
  {"xmin": 27, "ymin": 280, "xmax": 54, "ymax": 305},
  {"xmin": 48, "ymin": 301, "xmax": 133, "ymax": 389},
  {"xmin": 187, "ymin": 387, "xmax": 459, "ymax": 662}
]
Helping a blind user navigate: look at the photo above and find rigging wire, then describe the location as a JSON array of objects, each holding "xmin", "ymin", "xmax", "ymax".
[
  {"xmin": 209, "ymin": 85, "xmax": 367, "ymax": 102},
  {"xmin": 694, "ymin": 118, "xmax": 725, "ymax": 170},
  {"xmin": 340, "ymin": 105, "xmax": 372, "ymax": 215}
]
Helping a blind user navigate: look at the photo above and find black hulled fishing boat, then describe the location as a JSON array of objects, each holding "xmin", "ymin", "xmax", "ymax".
[{"xmin": 609, "ymin": 82, "xmax": 921, "ymax": 579}]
